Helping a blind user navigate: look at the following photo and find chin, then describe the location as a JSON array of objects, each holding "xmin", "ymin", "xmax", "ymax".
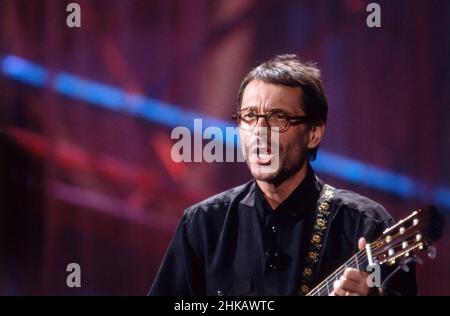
[
  {"xmin": 249, "ymin": 164, "xmax": 281, "ymax": 182},
  {"xmin": 249, "ymin": 159, "xmax": 306, "ymax": 185},
  {"xmin": 252, "ymin": 172, "xmax": 279, "ymax": 182}
]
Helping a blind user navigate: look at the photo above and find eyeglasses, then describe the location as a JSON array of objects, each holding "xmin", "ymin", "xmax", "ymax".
[{"xmin": 232, "ymin": 109, "xmax": 310, "ymax": 133}]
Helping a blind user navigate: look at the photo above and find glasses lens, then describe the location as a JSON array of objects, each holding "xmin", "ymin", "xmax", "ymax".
[
  {"xmin": 238, "ymin": 109, "xmax": 257, "ymax": 130},
  {"xmin": 267, "ymin": 112, "xmax": 288, "ymax": 131}
]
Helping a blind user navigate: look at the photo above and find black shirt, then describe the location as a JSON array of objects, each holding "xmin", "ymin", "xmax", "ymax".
[{"xmin": 149, "ymin": 165, "xmax": 417, "ymax": 296}]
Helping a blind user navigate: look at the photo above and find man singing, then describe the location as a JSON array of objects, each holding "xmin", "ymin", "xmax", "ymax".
[{"xmin": 149, "ymin": 54, "xmax": 417, "ymax": 296}]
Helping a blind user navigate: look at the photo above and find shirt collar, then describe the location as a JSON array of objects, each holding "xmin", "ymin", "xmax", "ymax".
[{"xmin": 254, "ymin": 164, "xmax": 321, "ymax": 219}]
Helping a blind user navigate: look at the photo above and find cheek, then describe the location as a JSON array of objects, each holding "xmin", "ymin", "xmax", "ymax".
[
  {"xmin": 238, "ymin": 130, "xmax": 250, "ymax": 152},
  {"xmin": 279, "ymin": 132, "xmax": 308, "ymax": 155}
]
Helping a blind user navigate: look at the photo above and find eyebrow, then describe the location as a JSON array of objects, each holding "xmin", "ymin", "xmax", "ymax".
[{"xmin": 240, "ymin": 106, "xmax": 295, "ymax": 115}]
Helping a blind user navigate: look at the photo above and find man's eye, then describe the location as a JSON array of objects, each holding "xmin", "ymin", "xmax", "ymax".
[
  {"xmin": 272, "ymin": 112, "xmax": 286, "ymax": 119},
  {"xmin": 243, "ymin": 112, "xmax": 255, "ymax": 119}
]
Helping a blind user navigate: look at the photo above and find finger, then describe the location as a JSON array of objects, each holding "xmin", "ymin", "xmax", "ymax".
[
  {"xmin": 333, "ymin": 280, "xmax": 346, "ymax": 296},
  {"xmin": 358, "ymin": 237, "xmax": 367, "ymax": 251},
  {"xmin": 344, "ymin": 268, "xmax": 368, "ymax": 282},
  {"xmin": 340, "ymin": 274, "xmax": 370, "ymax": 296},
  {"xmin": 334, "ymin": 277, "xmax": 360, "ymax": 296},
  {"xmin": 340, "ymin": 275, "xmax": 363, "ymax": 293}
]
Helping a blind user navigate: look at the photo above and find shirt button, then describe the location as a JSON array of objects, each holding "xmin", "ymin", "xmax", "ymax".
[
  {"xmin": 217, "ymin": 290, "xmax": 223, "ymax": 296},
  {"xmin": 269, "ymin": 263, "xmax": 278, "ymax": 271},
  {"xmin": 271, "ymin": 226, "xmax": 277, "ymax": 233},
  {"xmin": 265, "ymin": 250, "xmax": 270, "ymax": 257},
  {"xmin": 273, "ymin": 252, "xmax": 279, "ymax": 258}
]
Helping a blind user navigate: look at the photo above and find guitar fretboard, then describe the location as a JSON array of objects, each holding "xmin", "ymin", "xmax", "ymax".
[{"xmin": 306, "ymin": 246, "xmax": 371, "ymax": 296}]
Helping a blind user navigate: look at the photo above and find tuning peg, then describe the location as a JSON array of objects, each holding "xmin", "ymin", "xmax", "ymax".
[
  {"xmin": 399, "ymin": 257, "xmax": 415, "ymax": 272},
  {"xmin": 401, "ymin": 263, "xmax": 410, "ymax": 272},
  {"xmin": 427, "ymin": 246, "xmax": 437, "ymax": 259}
]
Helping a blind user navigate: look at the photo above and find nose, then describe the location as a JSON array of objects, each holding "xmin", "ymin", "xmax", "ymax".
[
  {"xmin": 254, "ymin": 115, "xmax": 268, "ymax": 130},
  {"xmin": 254, "ymin": 116, "xmax": 272, "ymax": 142}
]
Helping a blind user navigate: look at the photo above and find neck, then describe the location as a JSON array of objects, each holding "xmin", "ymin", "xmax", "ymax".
[{"xmin": 256, "ymin": 162, "xmax": 309, "ymax": 210}]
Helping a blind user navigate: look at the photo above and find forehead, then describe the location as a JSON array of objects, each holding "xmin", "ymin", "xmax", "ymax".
[{"xmin": 241, "ymin": 80, "xmax": 302, "ymax": 112}]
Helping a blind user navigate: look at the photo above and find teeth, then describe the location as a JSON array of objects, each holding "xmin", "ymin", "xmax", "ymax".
[{"xmin": 258, "ymin": 153, "xmax": 272, "ymax": 161}]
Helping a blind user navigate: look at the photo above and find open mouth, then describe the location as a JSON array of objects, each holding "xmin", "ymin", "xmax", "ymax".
[{"xmin": 249, "ymin": 146, "xmax": 272, "ymax": 165}]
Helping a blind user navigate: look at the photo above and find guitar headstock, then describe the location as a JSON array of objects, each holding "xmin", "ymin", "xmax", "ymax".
[{"xmin": 371, "ymin": 205, "xmax": 445, "ymax": 266}]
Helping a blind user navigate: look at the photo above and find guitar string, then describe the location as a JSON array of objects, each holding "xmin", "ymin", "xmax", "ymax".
[
  {"xmin": 308, "ymin": 241, "xmax": 383, "ymax": 292},
  {"xmin": 310, "ymin": 241, "xmax": 423, "ymax": 296},
  {"xmin": 306, "ymin": 214, "xmax": 424, "ymax": 295},
  {"xmin": 306, "ymin": 250, "xmax": 371, "ymax": 296},
  {"xmin": 306, "ymin": 242, "xmax": 385, "ymax": 296},
  {"xmin": 307, "ymin": 239, "xmax": 408, "ymax": 296}
]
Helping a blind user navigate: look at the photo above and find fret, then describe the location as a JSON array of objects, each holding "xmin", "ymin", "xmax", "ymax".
[{"xmin": 317, "ymin": 287, "xmax": 323, "ymax": 296}]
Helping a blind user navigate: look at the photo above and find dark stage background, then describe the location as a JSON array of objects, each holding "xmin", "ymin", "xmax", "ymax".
[{"xmin": 0, "ymin": 0, "xmax": 449, "ymax": 295}]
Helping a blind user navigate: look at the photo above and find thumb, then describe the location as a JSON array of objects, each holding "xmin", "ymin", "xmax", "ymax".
[{"xmin": 358, "ymin": 237, "xmax": 367, "ymax": 251}]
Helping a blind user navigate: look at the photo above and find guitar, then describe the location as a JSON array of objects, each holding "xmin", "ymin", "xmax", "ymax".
[{"xmin": 306, "ymin": 205, "xmax": 445, "ymax": 296}]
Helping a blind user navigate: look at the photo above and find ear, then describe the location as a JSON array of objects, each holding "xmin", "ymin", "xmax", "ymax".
[{"xmin": 307, "ymin": 122, "xmax": 325, "ymax": 150}]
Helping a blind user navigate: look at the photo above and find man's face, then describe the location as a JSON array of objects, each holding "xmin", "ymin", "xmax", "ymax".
[{"xmin": 239, "ymin": 80, "xmax": 313, "ymax": 185}]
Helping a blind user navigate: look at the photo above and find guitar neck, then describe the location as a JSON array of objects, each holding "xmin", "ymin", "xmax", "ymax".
[
  {"xmin": 306, "ymin": 247, "xmax": 370, "ymax": 296},
  {"xmin": 305, "ymin": 206, "xmax": 444, "ymax": 296}
]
